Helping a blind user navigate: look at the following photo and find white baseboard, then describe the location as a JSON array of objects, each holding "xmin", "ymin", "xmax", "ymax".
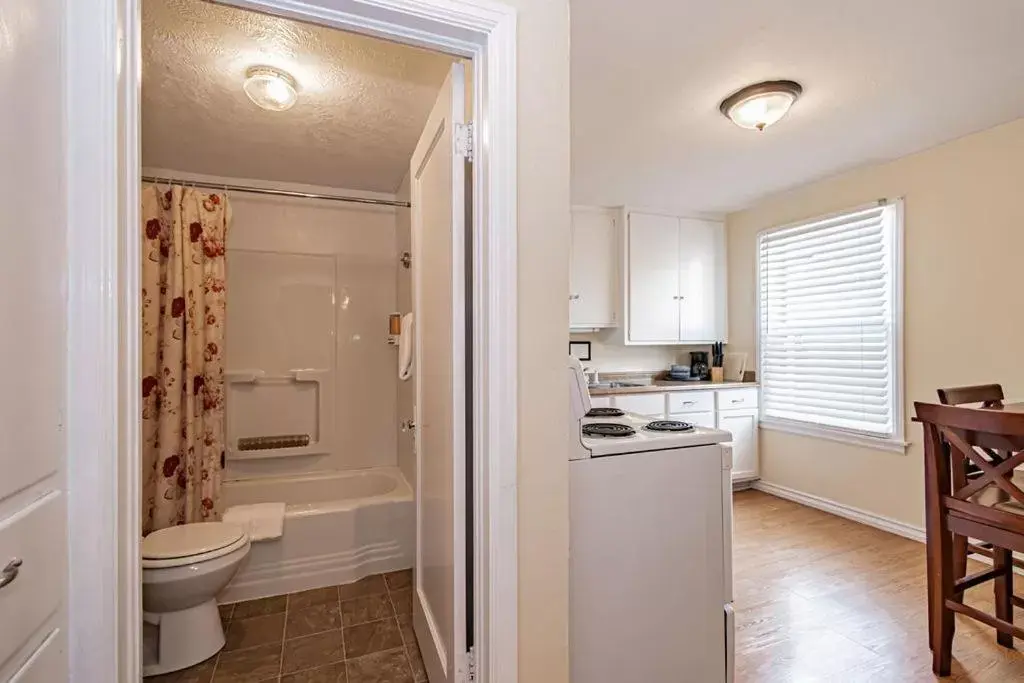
[
  {"xmin": 218, "ymin": 540, "xmax": 412, "ymax": 604},
  {"xmin": 753, "ymin": 480, "xmax": 926, "ymax": 543}
]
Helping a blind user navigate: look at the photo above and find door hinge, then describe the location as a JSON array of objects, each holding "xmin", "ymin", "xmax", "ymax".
[
  {"xmin": 466, "ymin": 646, "xmax": 477, "ymax": 682},
  {"xmin": 455, "ymin": 122, "xmax": 474, "ymax": 160}
]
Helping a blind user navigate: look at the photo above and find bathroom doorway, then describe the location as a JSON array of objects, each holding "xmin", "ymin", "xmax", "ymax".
[{"xmin": 64, "ymin": 0, "xmax": 519, "ymax": 681}]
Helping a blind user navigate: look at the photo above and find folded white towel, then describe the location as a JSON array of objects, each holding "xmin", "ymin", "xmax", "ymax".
[
  {"xmin": 223, "ymin": 502, "xmax": 285, "ymax": 541},
  {"xmin": 398, "ymin": 312, "xmax": 415, "ymax": 381}
]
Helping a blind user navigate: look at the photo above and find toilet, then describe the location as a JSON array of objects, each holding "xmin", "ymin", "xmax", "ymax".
[{"xmin": 142, "ymin": 522, "xmax": 251, "ymax": 677}]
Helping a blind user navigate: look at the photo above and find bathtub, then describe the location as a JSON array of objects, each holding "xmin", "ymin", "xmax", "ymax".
[{"xmin": 218, "ymin": 467, "xmax": 414, "ymax": 603}]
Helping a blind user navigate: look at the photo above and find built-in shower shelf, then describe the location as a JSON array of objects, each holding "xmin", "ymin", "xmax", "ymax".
[{"xmin": 225, "ymin": 368, "xmax": 333, "ymax": 461}]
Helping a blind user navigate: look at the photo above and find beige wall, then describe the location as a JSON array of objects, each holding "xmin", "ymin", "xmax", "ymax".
[
  {"xmin": 508, "ymin": 0, "xmax": 571, "ymax": 680},
  {"xmin": 726, "ymin": 117, "xmax": 1024, "ymax": 529},
  {"xmin": 570, "ymin": 330, "xmax": 711, "ymax": 373}
]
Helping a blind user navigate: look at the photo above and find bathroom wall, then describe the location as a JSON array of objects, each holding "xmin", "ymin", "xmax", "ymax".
[
  {"xmin": 144, "ymin": 170, "xmax": 401, "ymax": 480},
  {"xmin": 395, "ymin": 173, "xmax": 415, "ymax": 486}
]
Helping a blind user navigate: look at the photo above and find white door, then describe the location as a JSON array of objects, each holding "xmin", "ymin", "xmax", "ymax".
[
  {"xmin": 627, "ymin": 212, "xmax": 681, "ymax": 342},
  {"xmin": 569, "ymin": 208, "xmax": 617, "ymax": 329},
  {"xmin": 411, "ymin": 63, "xmax": 469, "ymax": 683},
  {"xmin": 0, "ymin": 0, "xmax": 69, "ymax": 678},
  {"xmin": 678, "ymin": 218, "xmax": 727, "ymax": 342},
  {"xmin": 717, "ymin": 409, "xmax": 759, "ymax": 482}
]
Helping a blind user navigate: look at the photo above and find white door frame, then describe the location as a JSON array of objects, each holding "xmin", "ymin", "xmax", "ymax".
[{"xmin": 65, "ymin": 1, "xmax": 519, "ymax": 681}]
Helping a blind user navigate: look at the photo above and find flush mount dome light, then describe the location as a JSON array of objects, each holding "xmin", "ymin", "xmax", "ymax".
[
  {"xmin": 243, "ymin": 66, "xmax": 298, "ymax": 111},
  {"xmin": 719, "ymin": 80, "xmax": 802, "ymax": 131}
]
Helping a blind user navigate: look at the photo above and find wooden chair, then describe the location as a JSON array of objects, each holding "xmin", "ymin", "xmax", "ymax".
[
  {"xmin": 936, "ymin": 385, "xmax": 1024, "ymax": 574},
  {"xmin": 915, "ymin": 401, "xmax": 1024, "ymax": 676}
]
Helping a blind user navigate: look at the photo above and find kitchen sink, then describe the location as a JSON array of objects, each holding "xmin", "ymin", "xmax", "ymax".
[{"xmin": 588, "ymin": 380, "xmax": 649, "ymax": 389}]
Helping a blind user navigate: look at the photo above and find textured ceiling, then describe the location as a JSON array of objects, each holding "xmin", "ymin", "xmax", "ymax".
[
  {"xmin": 142, "ymin": 0, "xmax": 456, "ymax": 192},
  {"xmin": 572, "ymin": 0, "xmax": 1024, "ymax": 215}
]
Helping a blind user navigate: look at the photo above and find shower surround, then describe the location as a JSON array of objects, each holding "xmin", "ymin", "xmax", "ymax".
[{"xmin": 140, "ymin": 172, "xmax": 415, "ymax": 600}]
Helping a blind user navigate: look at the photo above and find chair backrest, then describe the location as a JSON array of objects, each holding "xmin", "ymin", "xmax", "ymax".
[
  {"xmin": 937, "ymin": 385, "xmax": 1006, "ymax": 470},
  {"xmin": 915, "ymin": 401, "xmax": 1024, "ymax": 529},
  {"xmin": 937, "ymin": 384, "xmax": 1004, "ymax": 408}
]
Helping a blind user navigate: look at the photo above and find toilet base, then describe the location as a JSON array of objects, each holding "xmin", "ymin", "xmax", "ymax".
[{"xmin": 142, "ymin": 599, "xmax": 226, "ymax": 677}]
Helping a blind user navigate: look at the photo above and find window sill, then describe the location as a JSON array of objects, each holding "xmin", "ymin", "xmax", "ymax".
[{"xmin": 760, "ymin": 418, "xmax": 909, "ymax": 454}]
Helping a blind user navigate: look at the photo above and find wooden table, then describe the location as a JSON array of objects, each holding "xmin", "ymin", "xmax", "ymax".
[
  {"xmin": 991, "ymin": 402, "xmax": 1024, "ymax": 413},
  {"xmin": 976, "ymin": 403, "xmax": 1024, "ymax": 449}
]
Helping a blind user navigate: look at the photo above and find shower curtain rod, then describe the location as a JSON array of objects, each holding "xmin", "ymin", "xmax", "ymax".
[{"xmin": 141, "ymin": 175, "xmax": 411, "ymax": 208}]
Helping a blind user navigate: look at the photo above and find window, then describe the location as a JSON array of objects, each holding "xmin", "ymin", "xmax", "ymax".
[{"xmin": 757, "ymin": 200, "xmax": 903, "ymax": 450}]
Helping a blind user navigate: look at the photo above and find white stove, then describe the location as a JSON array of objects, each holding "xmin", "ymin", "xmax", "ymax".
[
  {"xmin": 569, "ymin": 357, "xmax": 731, "ymax": 458},
  {"xmin": 568, "ymin": 357, "xmax": 735, "ymax": 683}
]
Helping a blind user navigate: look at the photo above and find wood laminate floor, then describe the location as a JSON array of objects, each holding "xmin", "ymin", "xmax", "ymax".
[{"xmin": 734, "ymin": 490, "xmax": 1024, "ymax": 682}]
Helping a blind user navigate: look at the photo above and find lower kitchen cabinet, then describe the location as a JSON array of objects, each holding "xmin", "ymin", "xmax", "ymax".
[
  {"xmin": 670, "ymin": 410, "xmax": 716, "ymax": 429},
  {"xmin": 613, "ymin": 392, "xmax": 668, "ymax": 419},
  {"xmin": 716, "ymin": 408, "xmax": 759, "ymax": 484}
]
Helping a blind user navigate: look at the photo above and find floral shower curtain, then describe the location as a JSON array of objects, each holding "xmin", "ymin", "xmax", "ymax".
[{"xmin": 141, "ymin": 185, "xmax": 231, "ymax": 534}]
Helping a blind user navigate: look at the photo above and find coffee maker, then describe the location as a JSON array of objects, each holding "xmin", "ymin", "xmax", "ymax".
[{"xmin": 689, "ymin": 351, "xmax": 710, "ymax": 381}]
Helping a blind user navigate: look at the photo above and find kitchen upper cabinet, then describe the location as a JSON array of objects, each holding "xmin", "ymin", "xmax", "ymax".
[
  {"xmin": 625, "ymin": 211, "xmax": 727, "ymax": 345},
  {"xmin": 570, "ymin": 207, "xmax": 618, "ymax": 330},
  {"xmin": 626, "ymin": 213, "xmax": 680, "ymax": 342},
  {"xmin": 678, "ymin": 218, "xmax": 727, "ymax": 343}
]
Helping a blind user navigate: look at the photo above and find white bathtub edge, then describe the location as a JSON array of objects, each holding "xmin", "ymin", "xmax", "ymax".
[{"xmin": 218, "ymin": 539, "xmax": 413, "ymax": 604}]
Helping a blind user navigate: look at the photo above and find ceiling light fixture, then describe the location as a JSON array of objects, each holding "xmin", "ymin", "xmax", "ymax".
[
  {"xmin": 243, "ymin": 66, "xmax": 298, "ymax": 112},
  {"xmin": 719, "ymin": 80, "xmax": 802, "ymax": 131}
]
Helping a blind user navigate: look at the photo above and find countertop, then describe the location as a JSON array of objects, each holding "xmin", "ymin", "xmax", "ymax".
[{"xmin": 588, "ymin": 380, "xmax": 758, "ymax": 397}]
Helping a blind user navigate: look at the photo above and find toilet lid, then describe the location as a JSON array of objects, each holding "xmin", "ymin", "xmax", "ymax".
[{"xmin": 142, "ymin": 522, "xmax": 245, "ymax": 559}]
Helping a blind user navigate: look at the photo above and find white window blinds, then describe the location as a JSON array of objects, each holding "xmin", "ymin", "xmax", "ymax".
[{"xmin": 758, "ymin": 201, "xmax": 901, "ymax": 439}]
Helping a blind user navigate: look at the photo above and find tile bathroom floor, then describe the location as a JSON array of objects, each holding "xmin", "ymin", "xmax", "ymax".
[{"xmin": 149, "ymin": 569, "xmax": 426, "ymax": 683}]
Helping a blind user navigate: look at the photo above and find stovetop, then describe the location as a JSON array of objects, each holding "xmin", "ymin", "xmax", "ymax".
[
  {"xmin": 577, "ymin": 411, "xmax": 729, "ymax": 456},
  {"xmin": 644, "ymin": 420, "xmax": 695, "ymax": 433}
]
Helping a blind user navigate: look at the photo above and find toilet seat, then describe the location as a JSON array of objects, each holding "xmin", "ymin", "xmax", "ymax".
[{"xmin": 143, "ymin": 522, "xmax": 248, "ymax": 569}]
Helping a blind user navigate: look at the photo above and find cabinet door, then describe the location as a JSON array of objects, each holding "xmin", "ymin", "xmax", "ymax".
[
  {"xmin": 717, "ymin": 409, "xmax": 758, "ymax": 482},
  {"xmin": 570, "ymin": 209, "xmax": 617, "ymax": 328},
  {"xmin": 614, "ymin": 392, "xmax": 667, "ymax": 418},
  {"xmin": 627, "ymin": 213, "xmax": 681, "ymax": 342},
  {"xmin": 677, "ymin": 218, "xmax": 727, "ymax": 343}
]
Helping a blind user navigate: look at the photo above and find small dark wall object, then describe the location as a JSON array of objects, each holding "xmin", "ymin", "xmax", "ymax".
[{"xmin": 569, "ymin": 341, "xmax": 592, "ymax": 362}]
